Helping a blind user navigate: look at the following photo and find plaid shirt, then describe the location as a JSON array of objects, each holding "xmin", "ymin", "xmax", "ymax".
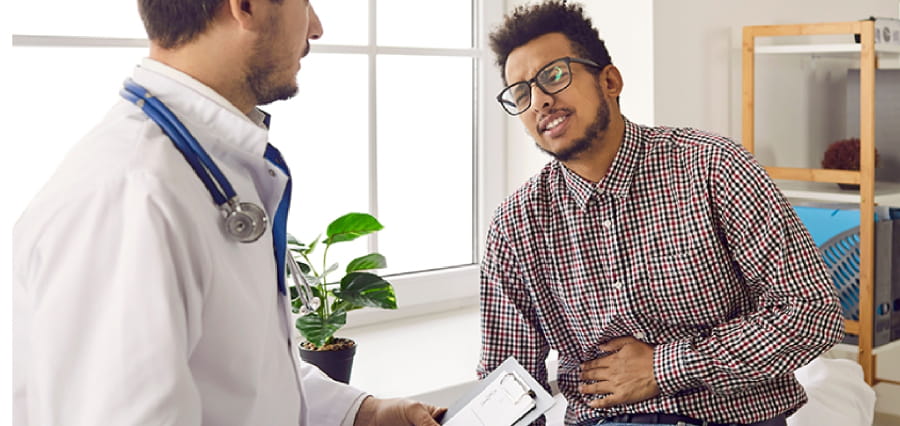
[{"xmin": 478, "ymin": 119, "xmax": 844, "ymax": 426}]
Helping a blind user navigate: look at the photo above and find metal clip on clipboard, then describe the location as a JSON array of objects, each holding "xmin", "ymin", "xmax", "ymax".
[{"xmin": 442, "ymin": 357, "xmax": 556, "ymax": 426}]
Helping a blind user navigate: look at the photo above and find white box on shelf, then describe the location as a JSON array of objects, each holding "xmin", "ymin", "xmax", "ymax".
[
  {"xmin": 870, "ymin": 17, "xmax": 900, "ymax": 45},
  {"xmin": 854, "ymin": 18, "xmax": 900, "ymax": 45}
]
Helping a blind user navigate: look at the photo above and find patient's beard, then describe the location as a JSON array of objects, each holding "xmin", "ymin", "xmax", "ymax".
[{"xmin": 536, "ymin": 94, "xmax": 610, "ymax": 163}]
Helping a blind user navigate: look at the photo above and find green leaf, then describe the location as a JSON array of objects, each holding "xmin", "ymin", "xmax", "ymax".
[
  {"xmin": 288, "ymin": 234, "xmax": 320, "ymax": 257},
  {"xmin": 325, "ymin": 262, "xmax": 339, "ymax": 275},
  {"xmin": 346, "ymin": 253, "xmax": 387, "ymax": 273},
  {"xmin": 287, "ymin": 233, "xmax": 304, "ymax": 248},
  {"xmin": 325, "ymin": 213, "xmax": 383, "ymax": 245},
  {"xmin": 305, "ymin": 234, "xmax": 321, "ymax": 255},
  {"xmin": 287, "ymin": 258, "xmax": 311, "ymax": 275},
  {"xmin": 308, "ymin": 284, "xmax": 326, "ymax": 302},
  {"xmin": 332, "ymin": 299, "xmax": 363, "ymax": 313},
  {"xmin": 296, "ymin": 311, "xmax": 346, "ymax": 348},
  {"xmin": 333, "ymin": 272, "xmax": 397, "ymax": 310}
]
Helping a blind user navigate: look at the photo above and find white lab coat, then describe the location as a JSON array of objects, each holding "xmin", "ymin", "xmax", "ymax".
[{"xmin": 13, "ymin": 59, "xmax": 367, "ymax": 425}]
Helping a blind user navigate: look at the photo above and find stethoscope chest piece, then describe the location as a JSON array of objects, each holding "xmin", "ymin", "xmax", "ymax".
[{"xmin": 223, "ymin": 199, "xmax": 268, "ymax": 243}]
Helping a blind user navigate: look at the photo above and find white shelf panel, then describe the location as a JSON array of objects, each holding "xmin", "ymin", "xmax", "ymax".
[
  {"xmin": 775, "ymin": 180, "xmax": 900, "ymax": 207},
  {"xmin": 833, "ymin": 340, "xmax": 900, "ymax": 356},
  {"xmin": 756, "ymin": 43, "xmax": 900, "ymax": 56}
]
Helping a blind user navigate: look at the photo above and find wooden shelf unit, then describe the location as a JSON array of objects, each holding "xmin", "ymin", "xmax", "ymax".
[{"xmin": 742, "ymin": 21, "xmax": 883, "ymax": 385}]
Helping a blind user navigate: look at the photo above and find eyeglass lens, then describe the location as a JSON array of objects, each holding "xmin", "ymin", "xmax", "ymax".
[{"xmin": 499, "ymin": 58, "xmax": 573, "ymax": 115}]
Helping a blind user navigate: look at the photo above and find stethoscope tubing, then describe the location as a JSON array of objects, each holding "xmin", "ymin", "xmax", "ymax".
[
  {"xmin": 119, "ymin": 80, "xmax": 315, "ymax": 300},
  {"xmin": 121, "ymin": 79, "xmax": 236, "ymax": 206},
  {"xmin": 286, "ymin": 252, "xmax": 321, "ymax": 314}
]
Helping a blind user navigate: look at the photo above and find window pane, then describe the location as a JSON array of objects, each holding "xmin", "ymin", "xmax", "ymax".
[
  {"xmin": 265, "ymin": 53, "xmax": 370, "ymax": 260},
  {"xmin": 376, "ymin": 56, "xmax": 474, "ymax": 273},
  {"xmin": 376, "ymin": 0, "xmax": 472, "ymax": 48},
  {"xmin": 313, "ymin": 0, "xmax": 368, "ymax": 46},
  {"xmin": 8, "ymin": 47, "xmax": 143, "ymax": 225},
  {"xmin": 12, "ymin": 0, "xmax": 145, "ymax": 38}
]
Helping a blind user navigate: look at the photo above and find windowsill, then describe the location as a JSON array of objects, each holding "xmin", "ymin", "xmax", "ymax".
[
  {"xmin": 340, "ymin": 304, "xmax": 483, "ymax": 400},
  {"xmin": 340, "ymin": 304, "xmax": 561, "ymax": 409}
]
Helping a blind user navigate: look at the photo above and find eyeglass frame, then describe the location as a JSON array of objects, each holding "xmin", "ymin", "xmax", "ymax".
[{"xmin": 496, "ymin": 56, "xmax": 605, "ymax": 116}]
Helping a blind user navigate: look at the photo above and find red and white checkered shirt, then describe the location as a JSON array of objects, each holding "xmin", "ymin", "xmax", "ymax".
[{"xmin": 478, "ymin": 119, "xmax": 844, "ymax": 426}]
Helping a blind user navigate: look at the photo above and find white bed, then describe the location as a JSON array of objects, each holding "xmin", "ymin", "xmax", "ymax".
[{"xmin": 788, "ymin": 357, "xmax": 875, "ymax": 426}]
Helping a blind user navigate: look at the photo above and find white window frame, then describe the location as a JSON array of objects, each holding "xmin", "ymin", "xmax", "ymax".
[
  {"xmin": 7, "ymin": 1, "xmax": 509, "ymax": 327},
  {"xmin": 342, "ymin": 0, "xmax": 508, "ymax": 326}
]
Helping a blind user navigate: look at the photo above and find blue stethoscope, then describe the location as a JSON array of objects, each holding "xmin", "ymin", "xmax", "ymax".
[{"xmin": 119, "ymin": 79, "xmax": 320, "ymax": 314}]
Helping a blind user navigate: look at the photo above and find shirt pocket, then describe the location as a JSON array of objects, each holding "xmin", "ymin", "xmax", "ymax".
[{"xmin": 645, "ymin": 243, "xmax": 744, "ymax": 327}]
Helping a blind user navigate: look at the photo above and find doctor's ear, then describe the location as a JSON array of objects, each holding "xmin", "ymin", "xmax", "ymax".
[
  {"xmin": 227, "ymin": 0, "xmax": 254, "ymax": 17},
  {"xmin": 227, "ymin": 0, "xmax": 268, "ymax": 29}
]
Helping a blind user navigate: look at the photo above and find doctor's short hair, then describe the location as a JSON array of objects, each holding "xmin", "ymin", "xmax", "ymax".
[
  {"xmin": 488, "ymin": 0, "xmax": 613, "ymax": 84},
  {"xmin": 138, "ymin": 0, "xmax": 284, "ymax": 49}
]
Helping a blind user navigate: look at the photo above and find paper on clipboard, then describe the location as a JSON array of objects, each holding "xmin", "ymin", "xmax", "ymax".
[{"xmin": 441, "ymin": 357, "xmax": 555, "ymax": 426}]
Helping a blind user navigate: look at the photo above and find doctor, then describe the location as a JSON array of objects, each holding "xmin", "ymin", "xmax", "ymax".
[{"xmin": 12, "ymin": 0, "xmax": 444, "ymax": 425}]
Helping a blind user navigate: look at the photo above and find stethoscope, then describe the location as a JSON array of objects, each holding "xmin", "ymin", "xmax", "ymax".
[
  {"xmin": 119, "ymin": 79, "xmax": 320, "ymax": 313},
  {"xmin": 120, "ymin": 79, "xmax": 268, "ymax": 243}
]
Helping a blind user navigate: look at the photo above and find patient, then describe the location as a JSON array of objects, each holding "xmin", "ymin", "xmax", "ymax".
[{"xmin": 477, "ymin": 2, "xmax": 845, "ymax": 425}]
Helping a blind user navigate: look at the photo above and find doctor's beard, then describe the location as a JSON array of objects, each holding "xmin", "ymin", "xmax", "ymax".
[
  {"xmin": 246, "ymin": 18, "xmax": 300, "ymax": 106},
  {"xmin": 246, "ymin": 59, "xmax": 298, "ymax": 106}
]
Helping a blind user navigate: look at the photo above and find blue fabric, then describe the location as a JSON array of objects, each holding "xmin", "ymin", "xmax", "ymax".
[{"xmin": 264, "ymin": 143, "xmax": 292, "ymax": 295}]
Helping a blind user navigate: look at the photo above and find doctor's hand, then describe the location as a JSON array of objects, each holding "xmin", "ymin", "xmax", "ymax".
[
  {"xmin": 579, "ymin": 336, "xmax": 660, "ymax": 409},
  {"xmin": 355, "ymin": 396, "xmax": 447, "ymax": 426}
]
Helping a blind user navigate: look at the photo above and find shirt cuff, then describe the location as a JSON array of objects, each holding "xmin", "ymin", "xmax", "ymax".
[
  {"xmin": 340, "ymin": 393, "xmax": 371, "ymax": 426},
  {"xmin": 653, "ymin": 339, "xmax": 702, "ymax": 395}
]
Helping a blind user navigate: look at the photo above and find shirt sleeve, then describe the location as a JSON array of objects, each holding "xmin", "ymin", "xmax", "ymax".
[
  {"xmin": 15, "ymin": 172, "xmax": 209, "ymax": 425},
  {"xmin": 653, "ymin": 144, "xmax": 845, "ymax": 396},
  {"xmin": 478, "ymin": 218, "xmax": 552, "ymax": 403}
]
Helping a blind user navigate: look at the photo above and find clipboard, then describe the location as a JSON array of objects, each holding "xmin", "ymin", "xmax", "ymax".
[{"xmin": 441, "ymin": 357, "xmax": 556, "ymax": 426}]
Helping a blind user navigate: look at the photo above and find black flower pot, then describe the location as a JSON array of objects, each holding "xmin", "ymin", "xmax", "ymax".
[{"xmin": 298, "ymin": 338, "xmax": 357, "ymax": 384}]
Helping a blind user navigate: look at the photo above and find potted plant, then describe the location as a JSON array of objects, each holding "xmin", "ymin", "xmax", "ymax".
[
  {"xmin": 287, "ymin": 212, "xmax": 397, "ymax": 383},
  {"xmin": 821, "ymin": 137, "xmax": 880, "ymax": 190}
]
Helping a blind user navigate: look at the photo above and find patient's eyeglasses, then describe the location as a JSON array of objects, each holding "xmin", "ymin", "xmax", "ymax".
[{"xmin": 497, "ymin": 56, "xmax": 604, "ymax": 116}]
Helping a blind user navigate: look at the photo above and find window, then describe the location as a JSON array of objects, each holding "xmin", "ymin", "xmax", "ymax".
[{"xmin": 7, "ymin": 0, "xmax": 508, "ymax": 320}]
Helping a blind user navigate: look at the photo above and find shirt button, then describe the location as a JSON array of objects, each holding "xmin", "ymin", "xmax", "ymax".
[
  {"xmin": 634, "ymin": 331, "xmax": 646, "ymax": 340},
  {"xmin": 602, "ymin": 220, "xmax": 612, "ymax": 229},
  {"xmin": 268, "ymin": 169, "xmax": 276, "ymax": 177},
  {"xmin": 612, "ymin": 281, "xmax": 623, "ymax": 290}
]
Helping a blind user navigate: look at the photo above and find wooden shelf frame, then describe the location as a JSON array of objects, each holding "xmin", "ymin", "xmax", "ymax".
[{"xmin": 742, "ymin": 21, "xmax": 880, "ymax": 385}]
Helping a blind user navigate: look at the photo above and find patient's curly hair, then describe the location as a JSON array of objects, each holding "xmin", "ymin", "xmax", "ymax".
[{"xmin": 489, "ymin": 0, "xmax": 613, "ymax": 83}]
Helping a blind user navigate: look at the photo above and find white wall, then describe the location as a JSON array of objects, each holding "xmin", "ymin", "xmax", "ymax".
[
  {"xmin": 502, "ymin": 0, "xmax": 655, "ymax": 193},
  {"xmin": 653, "ymin": 0, "xmax": 899, "ymax": 138}
]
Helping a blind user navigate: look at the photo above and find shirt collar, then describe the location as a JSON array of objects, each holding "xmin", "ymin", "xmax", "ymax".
[
  {"xmin": 133, "ymin": 58, "xmax": 271, "ymax": 157},
  {"xmin": 559, "ymin": 118, "xmax": 645, "ymax": 210},
  {"xmin": 139, "ymin": 58, "xmax": 270, "ymax": 129}
]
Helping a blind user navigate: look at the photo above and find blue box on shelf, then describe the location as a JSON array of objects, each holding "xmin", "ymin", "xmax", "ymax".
[{"xmin": 793, "ymin": 203, "xmax": 899, "ymax": 347}]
